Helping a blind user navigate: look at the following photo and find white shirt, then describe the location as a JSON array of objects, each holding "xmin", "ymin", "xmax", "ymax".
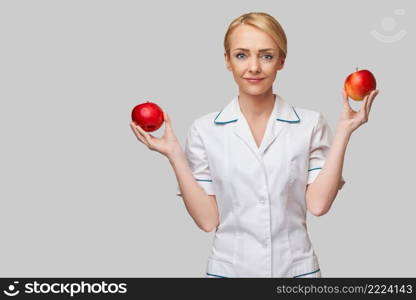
[{"xmin": 176, "ymin": 93, "xmax": 346, "ymax": 278}]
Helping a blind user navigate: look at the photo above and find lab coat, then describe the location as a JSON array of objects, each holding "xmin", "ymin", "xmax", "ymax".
[{"xmin": 176, "ymin": 93, "xmax": 346, "ymax": 278}]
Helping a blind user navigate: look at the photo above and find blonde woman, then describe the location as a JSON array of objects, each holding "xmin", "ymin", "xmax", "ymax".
[{"xmin": 130, "ymin": 12, "xmax": 379, "ymax": 278}]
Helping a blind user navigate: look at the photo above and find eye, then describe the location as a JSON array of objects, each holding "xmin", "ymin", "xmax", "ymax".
[
  {"xmin": 262, "ymin": 54, "xmax": 273, "ymax": 60},
  {"xmin": 235, "ymin": 52, "xmax": 246, "ymax": 59},
  {"xmin": 235, "ymin": 53, "xmax": 274, "ymax": 61}
]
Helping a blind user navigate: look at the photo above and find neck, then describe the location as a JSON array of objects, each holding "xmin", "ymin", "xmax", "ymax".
[{"xmin": 237, "ymin": 90, "xmax": 276, "ymax": 119}]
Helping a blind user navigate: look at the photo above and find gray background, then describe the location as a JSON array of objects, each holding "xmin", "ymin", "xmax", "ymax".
[{"xmin": 0, "ymin": 0, "xmax": 414, "ymax": 277}]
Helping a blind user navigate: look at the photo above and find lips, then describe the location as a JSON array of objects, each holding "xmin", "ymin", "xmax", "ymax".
[{"xmin": 244, "ymin": 78, "xmax": 265, "ymax": 83}]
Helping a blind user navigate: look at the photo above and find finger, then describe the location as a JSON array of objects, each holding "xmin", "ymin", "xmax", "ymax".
[
  {"xmin": 368, "ymin": 89, "xmax": 379, "ymax": 113},
  {"xmin": 130, "ymin": 122, "xmax": 142, "ymax": 138},
  {"xmin": 130, "ymin": 122, "xmax": 149, "ymax": 146},
  {"xmin": 131, "ymin": 122, "xmax": 153, "ymax": 145},
  {"xmin": 341, "ymin": 88, "xmax": 352, "ymax": 111},
  {"xmin": 342, "ymin": 87, "xmax": 348, "ymax": 100},
  {"xmin": 365, "ymin": 89, "xmax": 378, "ymax": 111},
  {"xmin": 369, "ymin": 89, "xmax": 379, "ymax": 100},
  {"xmin": 364, "ymin": 93, "xmax": 372, "ymax": 114},
  {"xmin": 163, "ymin": 109, "xmax": 173, "ymax": 127},
  {"xmin": 135, "ymin": 130, "xmax": 148, "ymax": 145},
  {"xmin": 162, "ymin": 109, "xmax": 174, "ymax": 134},
  {"xmin": 131, "ymin": 120, "xmax": 146, "ymax": 136},
  {"xmin": 135, "ymin": 123, "xmax": 154, "ymax": 145},
  {"xmin": 130, "ymin": 122, "xmax": 147, "ymax": 142},
  {"xmin": 366, "ymin": 90, "xmax": 377, "ymax": 113},
  {"xmin": 163, "ymin": 109, "xmax": 169, "ymax": 123},
  {"xmin": 359, "ymin": 94, "xmax": 369, "ymax": 119}
]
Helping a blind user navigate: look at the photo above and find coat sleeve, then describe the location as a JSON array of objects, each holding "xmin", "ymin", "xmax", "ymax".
[
  {"xmin": 307, "ymin": 113, "xmax": 346, "ymax": 190},
  {"xmin": 176, "ymin": 120, "xmax": 215, "ymax": 196}
]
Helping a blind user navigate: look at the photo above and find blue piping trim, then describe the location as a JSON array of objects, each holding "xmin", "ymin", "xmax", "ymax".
[
  {"xmin": 214, "ymin": 102, "xmax": 301, "ymax": 124},
  {"xmin": 214, "ymin": 109, "xmax": 238, "ymax": 124},
  {"xmin": 206, "ymin": 272, "xmax": 228, "ymax": 278},
  {"xmin": 196, "ymin": 178, "xmax": 212, "ymax": 182},
  {"xmin": 308, "ymin": 167, "xmax": 322, "ymax": 172},
  {"xmin": 293, "ymin": 268, "xmax": 320, "ymax": 278},
  {"xmin": 276, "ymin": 107, "xmax": 301, "ymax": 123}
]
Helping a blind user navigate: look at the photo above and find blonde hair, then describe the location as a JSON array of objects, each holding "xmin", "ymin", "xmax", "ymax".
[{"xmin": 224, "ymin": 12, "xmax": 288, "ymax": 62}]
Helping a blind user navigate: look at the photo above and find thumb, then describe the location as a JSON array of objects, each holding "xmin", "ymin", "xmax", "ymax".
[
  {"xmin": 163, "ymin": 109, "xmax": 170, "ymax": 123},
  {"xmin": 341, "ymin": 88, "xmax": 351, "ymax": 110},
  {"xmin": 163, "ymin": 109, "xmax": 173, "ymax": 130}
]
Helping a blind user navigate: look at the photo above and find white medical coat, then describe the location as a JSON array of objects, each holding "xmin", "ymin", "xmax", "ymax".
[{"xmin": 176, "ymin": 93, "xmax": 346, "ymax": 278}]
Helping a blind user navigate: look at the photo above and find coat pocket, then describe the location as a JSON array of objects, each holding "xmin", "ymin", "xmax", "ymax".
[
  {"xmin": 291, "ymin": 255, "xmax": 321, "ymax": 278},
  {"xmin": 205, "ymin": 272, "xmax": 228, "ymax": 278},
  {"xmin": 293, "ymin": 268, "xmax": 322, "ymax": 278},
  {"xmin": 205, "ymin": 257, "xmax": 236, "ymax": 278}
]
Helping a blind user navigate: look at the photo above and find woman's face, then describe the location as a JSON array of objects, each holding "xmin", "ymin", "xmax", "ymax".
[{"xmin": 225, "ymin": 24, "xmax": 284, "ymax": 96}]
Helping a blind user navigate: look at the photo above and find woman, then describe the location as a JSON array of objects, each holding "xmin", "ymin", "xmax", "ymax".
[{"xmin": 130, "ymin": 12, "xmax": 379, "ymax": 278}]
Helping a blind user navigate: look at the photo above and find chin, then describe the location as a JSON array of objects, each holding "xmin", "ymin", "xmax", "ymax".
[{"xmin": 241, "ymin": 86, "xmax": 269, "ymax": 96}]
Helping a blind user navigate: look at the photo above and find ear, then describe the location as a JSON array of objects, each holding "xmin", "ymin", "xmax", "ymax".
[
  {"xmin": 277, "ymin": 57, "xmax": 285, "ymax": 71},
  {"xmin": 224, "ymin": 52, "xmax": 232, "ymax": 71}
]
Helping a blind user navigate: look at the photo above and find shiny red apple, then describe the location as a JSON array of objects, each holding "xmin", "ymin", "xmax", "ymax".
[
  {"xmin": 344, "ymin": 68, "xmax": 377, "ymax": 101},
  {"xmin": 131, "ymin": 101, "xmax": 164, "ymax": 132}
]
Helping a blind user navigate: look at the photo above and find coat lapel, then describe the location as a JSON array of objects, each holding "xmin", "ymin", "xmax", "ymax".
[{"xmin": 214, "ymin": 93, "xmax": 301, "ymax": 160}]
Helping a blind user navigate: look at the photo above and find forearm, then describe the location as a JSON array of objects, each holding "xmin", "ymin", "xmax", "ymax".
[
  {"xmin": 167, "ymin": 147, "xmax": 218, "ymax": 231},
  {"xmin": 306, "ymin": 124, "xmax": 352, "ymax": 215}
]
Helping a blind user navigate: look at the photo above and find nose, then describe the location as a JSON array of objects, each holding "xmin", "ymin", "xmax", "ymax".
[{"xmin": 248, "ymin": 57, "xmax": 261, "ymax": 73}]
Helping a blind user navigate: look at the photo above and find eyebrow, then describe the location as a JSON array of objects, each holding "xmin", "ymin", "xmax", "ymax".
[{"xmin": 232, "ymin": 48, "xmax": 277, "ymax": 52}]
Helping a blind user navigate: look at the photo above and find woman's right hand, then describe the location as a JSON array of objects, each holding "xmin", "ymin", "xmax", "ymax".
[{"xmin": 129, "ymin": 109, "xmax": 182, "ymax": 158}]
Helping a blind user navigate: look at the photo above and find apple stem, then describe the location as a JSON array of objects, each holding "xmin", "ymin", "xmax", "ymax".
[{"xmin": 356, "ymin": 67, "xmax": 358, "ymax": 72}]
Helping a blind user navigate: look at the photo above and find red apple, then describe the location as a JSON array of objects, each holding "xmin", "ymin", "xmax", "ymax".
[
  {"xmin": 344, "ymin": 68, "xmax": 377, "ymax": 101},
  {"xmin": 131, "ymin": 101, "xmax": 164, "ymax": 132}
]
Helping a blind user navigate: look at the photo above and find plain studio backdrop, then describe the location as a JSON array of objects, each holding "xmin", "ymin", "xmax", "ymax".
[{"xmin": 0, "ymin": 0, "xmax": 414, "ymax": 277}]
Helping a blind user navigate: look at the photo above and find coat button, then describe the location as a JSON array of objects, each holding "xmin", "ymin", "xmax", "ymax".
[{"xmin": 264, "ymin": 236, "xmax": 271, "ymax": 248}]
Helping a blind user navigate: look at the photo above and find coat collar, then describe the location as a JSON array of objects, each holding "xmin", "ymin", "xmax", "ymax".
[
  {"xmin": 213, "ymin": 93, "xmax": 301, "ymax": 159},
  {"xmin": 214, "ymin": 93, "xmax": 300, "ymax": 125}
]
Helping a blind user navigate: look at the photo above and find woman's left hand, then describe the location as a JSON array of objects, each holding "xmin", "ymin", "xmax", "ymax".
[{"xmin": 338, "ymin": 88, "xmax": 379, "ymax": 134}]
